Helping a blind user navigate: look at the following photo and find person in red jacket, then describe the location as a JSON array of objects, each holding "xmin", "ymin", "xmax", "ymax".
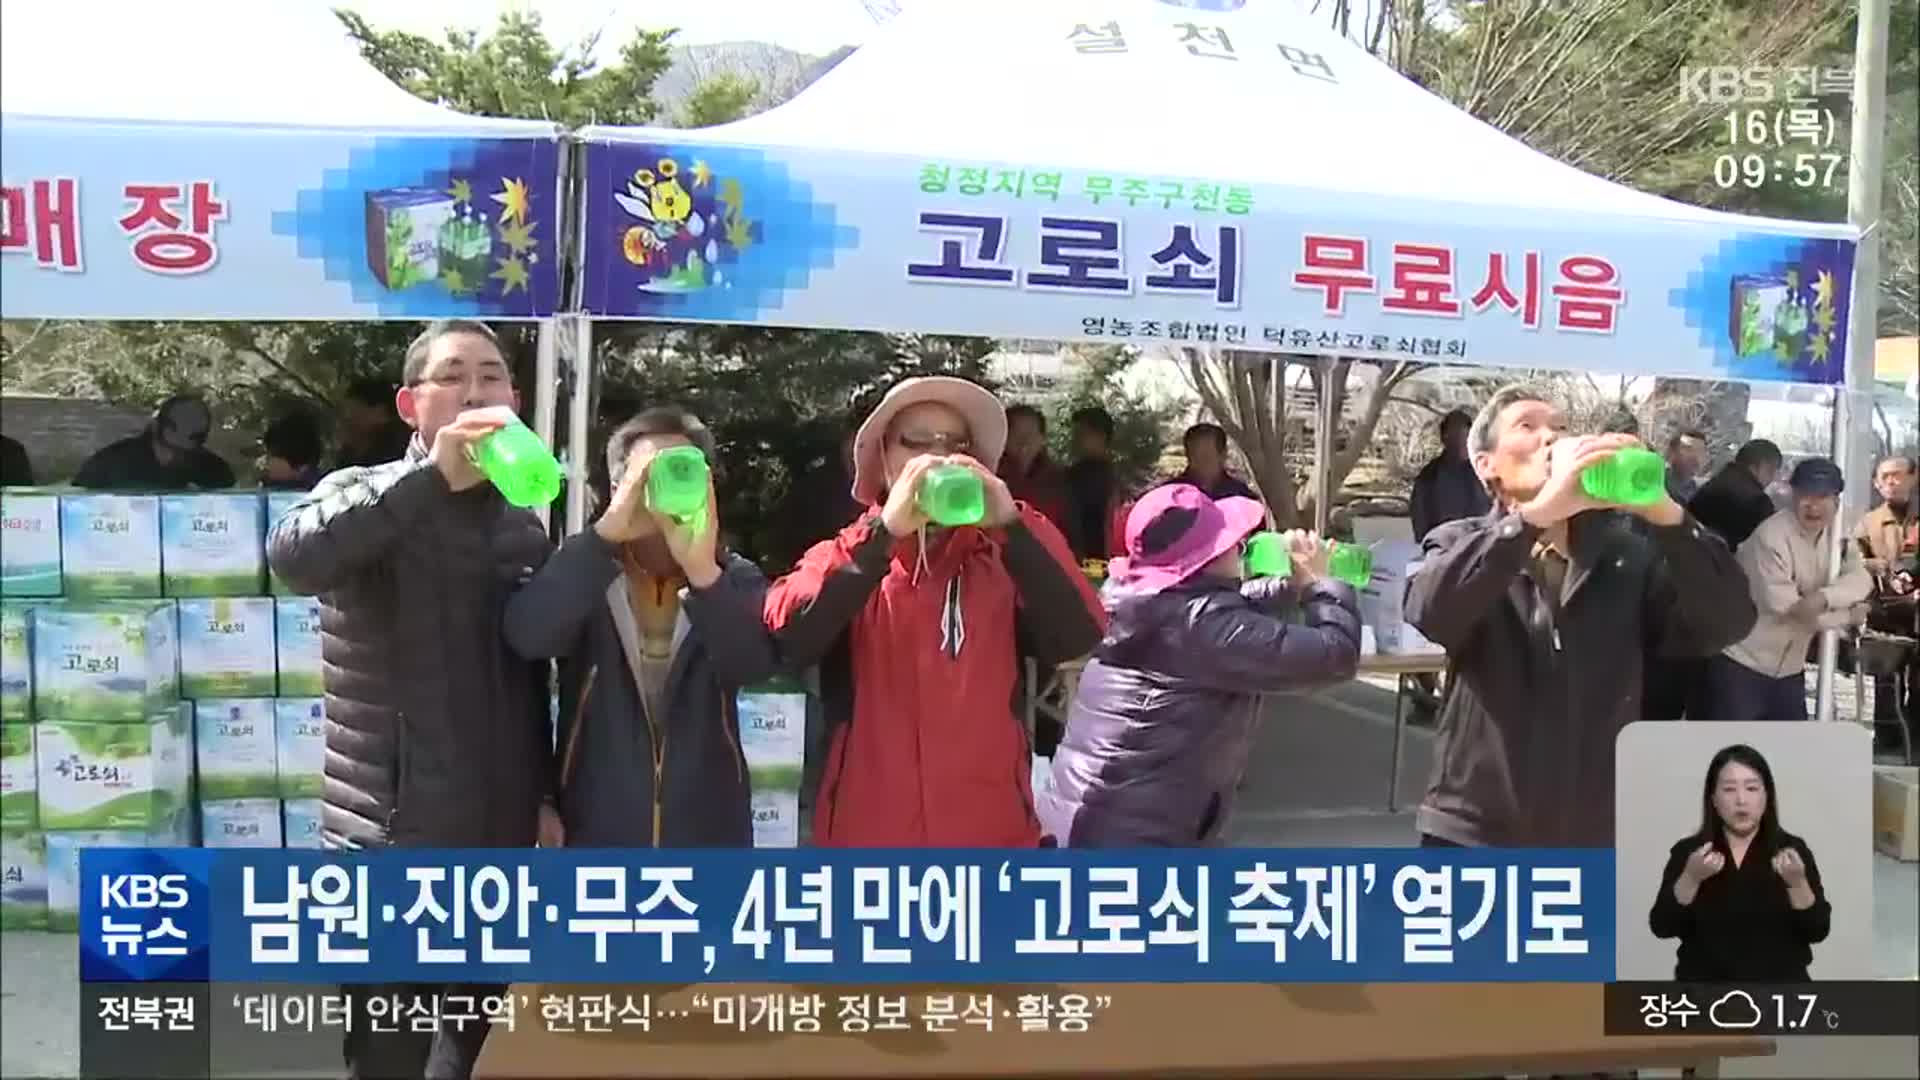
[{"xmin": 765, "ymin": 376, "xmax": 1105, "ymax": 847}]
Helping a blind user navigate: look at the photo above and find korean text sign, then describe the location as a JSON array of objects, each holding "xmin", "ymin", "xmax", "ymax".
[
  {"xmin": 81, "ymin": 848, "xmax": 1615, "ymax": 984},
  {"xmin": 1, "ymin": 119, "xmax": 562, "ymax": 320},
  {"xmin": 579, "ymin": 138, "xmax": 1854, "ymax": 386}
]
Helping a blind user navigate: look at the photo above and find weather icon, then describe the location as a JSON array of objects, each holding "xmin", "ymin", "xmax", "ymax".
[{"xmin": 1709, "ymin": 990, "xmax": 1763, "ymax": 1029}]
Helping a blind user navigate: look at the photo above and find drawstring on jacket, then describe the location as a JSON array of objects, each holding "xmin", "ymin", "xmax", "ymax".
[{"xmin": 908, "ymin": 523, "xmax": 966, "ymax": 659}]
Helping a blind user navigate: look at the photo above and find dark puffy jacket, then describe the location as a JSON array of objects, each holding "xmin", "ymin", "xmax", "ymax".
[
  {"xmin": 1688, "ymin": 464, "xmax": 1776, "ymax": 551},
  {"xmin": 502, "ymin": 530, "xmax": 782, "ymax": 848},
  {"xmin": 1406, "ymin": 509, "xmax": 1755, "ymax": 848},
  {"xmin": 1039, "ymin": 574, "xmax": 1361, "ymax": 847},
  {"xmin": 265, "ymin": 442, "xmax": 554, "ymax": 851}
]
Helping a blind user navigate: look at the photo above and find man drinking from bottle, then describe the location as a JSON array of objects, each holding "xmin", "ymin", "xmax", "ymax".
[
  {"xmin": 764, "ymin": 376, "xmax": 1105, "ymax": 847},
  {"xmin": 1405, "ymin": 385, "xmax": 1756, "ymax": 848},
  {"xmin": 266, "ymin": 319, "xmax": 557, "ymax": 1080},
  {"xmin": 503, "ymin": 407, "xmax": 781, "ymax": 849}
]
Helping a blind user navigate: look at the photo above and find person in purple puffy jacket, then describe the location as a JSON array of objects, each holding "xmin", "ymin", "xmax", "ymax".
[{"xmin": 1037, "ymin": 484, "xmax": 1362, "ymax": 848}]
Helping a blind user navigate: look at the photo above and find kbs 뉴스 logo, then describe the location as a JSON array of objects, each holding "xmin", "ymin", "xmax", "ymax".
[{"xmin": 614, "ymin": 156, "xmax": 759, "ymax": 294}]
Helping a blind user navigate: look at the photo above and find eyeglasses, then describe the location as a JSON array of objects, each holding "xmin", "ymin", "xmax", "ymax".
[{"xmin": 894, "ymin": 431, "xmax": 972, "ymax": 454}]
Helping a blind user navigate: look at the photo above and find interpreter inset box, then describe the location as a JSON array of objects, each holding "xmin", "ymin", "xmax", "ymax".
[{"xmin": 1614, "ymin": 721, "xmax": 1873, "ymax": 982}]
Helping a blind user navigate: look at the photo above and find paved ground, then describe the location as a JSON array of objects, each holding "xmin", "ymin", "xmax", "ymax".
[{"xmin": 4, "ymin": 675, "xmax": 1914, "ymax": 1078}]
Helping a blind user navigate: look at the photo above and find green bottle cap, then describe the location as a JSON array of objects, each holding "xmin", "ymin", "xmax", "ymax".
[
  {"xmin": 469, "ymin": 419, "xmax": 562, "ymax": 509},
  {"xmin": 1243, "ymin": 531, "xmax": 1291, "ymax": 578},
  {"xmin": 918, "ymin": 465, "xmax": 985, "ymax": 527},
  {"xmin": 647, "ymin": 445, "xmax": 711, "ymax": 521}
]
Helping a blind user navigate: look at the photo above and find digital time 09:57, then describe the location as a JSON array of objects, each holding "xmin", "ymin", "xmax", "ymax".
[{"xmin": 1714, "ymin": 153, "xmax": 1844, "ymax": 189}]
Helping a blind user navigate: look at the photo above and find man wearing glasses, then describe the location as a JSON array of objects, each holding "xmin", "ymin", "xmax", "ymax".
[
  {"xmin": 765, "ymin": 375, "xmax": 1105, "ymax": 848},
  {"xmin": 71, "ymin": 393, "xmax": 236, "ymax": 490},
  {"xmin": 267, "ymin": 319, "xmax": 557, "ymax": 1080}
]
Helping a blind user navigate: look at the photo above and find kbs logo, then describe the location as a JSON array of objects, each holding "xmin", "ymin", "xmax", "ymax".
[
  {"xmin": 101, "ymin": 873, "xmax": 190, "ymax": 909},
  {"xmin": 1679, "ymin": 67, "xmax": 1773, "ymax": 105}
]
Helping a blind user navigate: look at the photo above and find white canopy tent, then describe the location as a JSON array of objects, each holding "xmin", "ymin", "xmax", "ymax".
[
  {"xmin": 575, "ymin": 0, "xmax": 1857, "ymax": 388},
  {"xmin": 2, "ymin": 0, "xmax": 570, "ymax": 514}
]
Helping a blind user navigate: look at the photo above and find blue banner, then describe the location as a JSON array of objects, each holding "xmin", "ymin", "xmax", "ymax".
[
  {"xmin": 577, "ymin": 136, "xmax": 1855, "ymax": 385},
  {"xmin": 81, "ymin": 848, "xmax": 1614, "ymax": 984},
  {"xmin": 1, "ymin": 119, "xmax": 563, "ymax": 319}
]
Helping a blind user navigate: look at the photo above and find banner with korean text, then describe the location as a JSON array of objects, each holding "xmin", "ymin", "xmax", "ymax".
[
  {"xmin": 1, "ymin": 119, "xmax": 563, "ymax": 320},
  {"xmin": 80, "ymin": 848, "xmax": 1614, "ymax": 984},
  {"xmin": 578, "ymin": 137, "xmax": 1855, "ymax": 385}
]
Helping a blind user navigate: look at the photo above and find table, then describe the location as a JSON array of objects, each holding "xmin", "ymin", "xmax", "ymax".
[
  {"xmin": 476, "ymin": 982, "xmax": 1773, "ymax": 1078},
  {"xmin": 1359, "ymin": 651, "xmax": 1450, "ymax": 813}
]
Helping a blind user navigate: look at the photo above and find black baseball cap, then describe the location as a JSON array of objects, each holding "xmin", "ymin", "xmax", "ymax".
[{"xmin": 1788, "ymin": 457, "xmax": 1844, "ymax": 496}]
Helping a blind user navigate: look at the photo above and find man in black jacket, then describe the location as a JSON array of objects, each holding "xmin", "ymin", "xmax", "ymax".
[
  {"xmin": 504, "ymin": 407, "xmax": 782, "ymax": 849},
  {"xmin": 1689, "ymin": 439, "xmax": 1784, "ymax": 551},
  {"xmin": 1406, "ymin": 385, "xmax": 1756, "ymax": 848},
  {"xmin": 267, "ymin": 320, "xmax": 556, "ymax": 1080}
]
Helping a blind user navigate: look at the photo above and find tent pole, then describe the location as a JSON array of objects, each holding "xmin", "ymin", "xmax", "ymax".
[
  {"xmin": 564, "ymin": 316, "xmax": 595, "ymax": 536},
  {"xmin": 1267, "ymin": 354, "xmax": 1281, "ymax": 530},
  {"xmin": 1815, "ymin": 0, "xmax": 1890, "ymax": 724},
  {"xmin": 532, "ymin": 319, "xmax": 558, "ymax": 533},
  {"xmin": 1314, "ymin": 356, "xmax": 1336, "ymax": 536}
]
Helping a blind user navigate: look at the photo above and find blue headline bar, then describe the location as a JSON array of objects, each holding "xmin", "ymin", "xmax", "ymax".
[{"xmin": 80, "ymin": 848, "xmax": 1615, "ymax": 984}]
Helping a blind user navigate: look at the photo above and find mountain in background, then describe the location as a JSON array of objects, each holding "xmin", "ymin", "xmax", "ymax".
[{"xmin": 655, "ymin": 41, "xmax": 858, "ymax": 121}]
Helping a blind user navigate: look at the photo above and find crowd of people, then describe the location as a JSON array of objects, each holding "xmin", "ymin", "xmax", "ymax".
[{"xmin": 6, "ymin": 318, "xmax": 1909, "ymax": 1074}]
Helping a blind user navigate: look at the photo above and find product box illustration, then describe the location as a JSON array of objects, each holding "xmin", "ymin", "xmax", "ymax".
[
  {"xmin": 45, "ymin": 821, "xmax": 188, "ymax": 932},
  {"xmin": 31, "ymin": 600, "xmax": 178, "ymax": 723},
  {"xmin": 274, "ymin": 697, "xmax": 326, "ymax": 799},
  {"xmin": 202, "ymin": 798, "xmax": 282, "ymax": 848},
  {"xmin": 1, "ymin": 602, "xmax": 31, "ymax": 722},
  {"xmin": 1, "ymin": 724, "xmax": 37, "ymax": 832},
  {"xmin": 274, "ymin": 598, "xmax": 323, "ymax": 697},
  {"xmin": 177, "ymin": 597, "xmax": 277, "ymax": 698},
  {"xmin": 59, "ymin": 494, "xmax": 162, "ymax": 599},
  {"xmin": 737, "ymin": 682, "xmax": 806, "ymax": 848},
  {"xmin": 1, "ymin": 831, "xmax": 47, "ymax": 930},
  {"xmin": 161, "ymin": 493, "xmax": 265, "ymax": 596},
  {"xmin": 1729, "ymin": 273, "xmax": 1814, "ymax": 362},
  {"xmin": 283, "ymin": 797, "xmax": 324, "ymax": 849},
  {"xmin": 34, "ymin": 711, "xmax": 190, "ymax": 831},
  {"xmin": 0, "ymin": 489, "xmax": 62, "ymax": 597},
  {"xmin": 264, "ymin": 491, "xmax": 309, "ymax": 596},
  {"xmin": 365, "ymin": 187, "xmax": 458, "ymax": 289},
  {"xmin": 194, "ymin": 698, "xmax": 278, "ymax": 800}
]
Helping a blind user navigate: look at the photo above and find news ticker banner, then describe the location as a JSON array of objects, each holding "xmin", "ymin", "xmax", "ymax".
[
  {"xmin": 81, "ymin": 848, "xmax": 1612, "ymax": 984},
  {"xmin": 80, "ymin": 982, "xmax": 1920, "ymax": 1080}
]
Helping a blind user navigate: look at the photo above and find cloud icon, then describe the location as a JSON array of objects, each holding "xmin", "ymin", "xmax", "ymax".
[{"xmin": 1709, "ymin": 990, "xmax": 1763, "ymax": 1029}]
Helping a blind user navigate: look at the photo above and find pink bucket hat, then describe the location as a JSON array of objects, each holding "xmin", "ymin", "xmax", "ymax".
[
  {"xmin": 1107, "ymin": 484, "xmax": 1267, "ymax": 592},
  {"xmin": 851, "ymin": 376, "xmax": 1008, "ymax": 505}
]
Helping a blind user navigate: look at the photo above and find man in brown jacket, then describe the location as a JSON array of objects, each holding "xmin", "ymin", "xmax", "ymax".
[
  {"xmin": 1855, "ymin": 454, "xmax": 1918, "ymax": 752},
  {"xmin": 267, "ymin": 319, "xmax": 558, "ymax": 1080}
]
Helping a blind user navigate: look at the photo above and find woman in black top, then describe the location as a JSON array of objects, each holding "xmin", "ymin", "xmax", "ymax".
[{"xmin": 1649, "ymin": 744, "xmax": 1830, "ymax": 981}]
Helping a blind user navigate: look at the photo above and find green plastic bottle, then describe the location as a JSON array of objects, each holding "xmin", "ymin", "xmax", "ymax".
[
  {"xmin": 1328, "ymin": 541, "xmax": 1374, "ymax": 588},
  {"xmin": 917, "ymin": 464, "xmax": 985, "ymax": 527},
  {"xmin": 1242, "ymin": 531, "xmax": 1291, "ymax": 578},
  {"xmin": 1580, "ymin": 445, "xmax": 1668, "ymax": 506},
  {"xmin": 647, "ymin": 445, "xmax": 710, "ymax": 522},
  {"xmin": 468, "ymin": 419, "xmax": 562, "ymax": 509}
]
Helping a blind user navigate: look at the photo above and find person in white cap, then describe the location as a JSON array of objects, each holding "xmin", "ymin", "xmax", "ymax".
[{"xmin": 764, "ymin": 375, "xmax": 1105, "ymax": 847}]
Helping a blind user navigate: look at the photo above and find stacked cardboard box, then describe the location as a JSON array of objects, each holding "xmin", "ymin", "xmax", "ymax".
[{"xmin": 0, "ymin": 488, "xmax": 328, "ymax": 931}]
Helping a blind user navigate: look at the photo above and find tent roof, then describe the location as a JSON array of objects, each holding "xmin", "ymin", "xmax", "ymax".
[
  {"xmin": 1, "ymin": 0, "xmax": 555, "ymax": 136},
  {"xmin": 584, "ymin": 0, "xmax": 1847, "ymax": 235}
]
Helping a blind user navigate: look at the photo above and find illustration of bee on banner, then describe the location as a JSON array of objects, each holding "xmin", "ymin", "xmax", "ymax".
[{"xmin": 615, "ymin": 155, "xmax": 759, "ymax": 293}]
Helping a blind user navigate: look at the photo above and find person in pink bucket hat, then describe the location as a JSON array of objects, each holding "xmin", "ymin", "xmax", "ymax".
[
  {"xmin": 764, "ymin": 375, "xmax": 1104, "ymax": 847},
  {"xmin": 1037, "ymin": 484, "xmax": 1361, "ymax": 848}
]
